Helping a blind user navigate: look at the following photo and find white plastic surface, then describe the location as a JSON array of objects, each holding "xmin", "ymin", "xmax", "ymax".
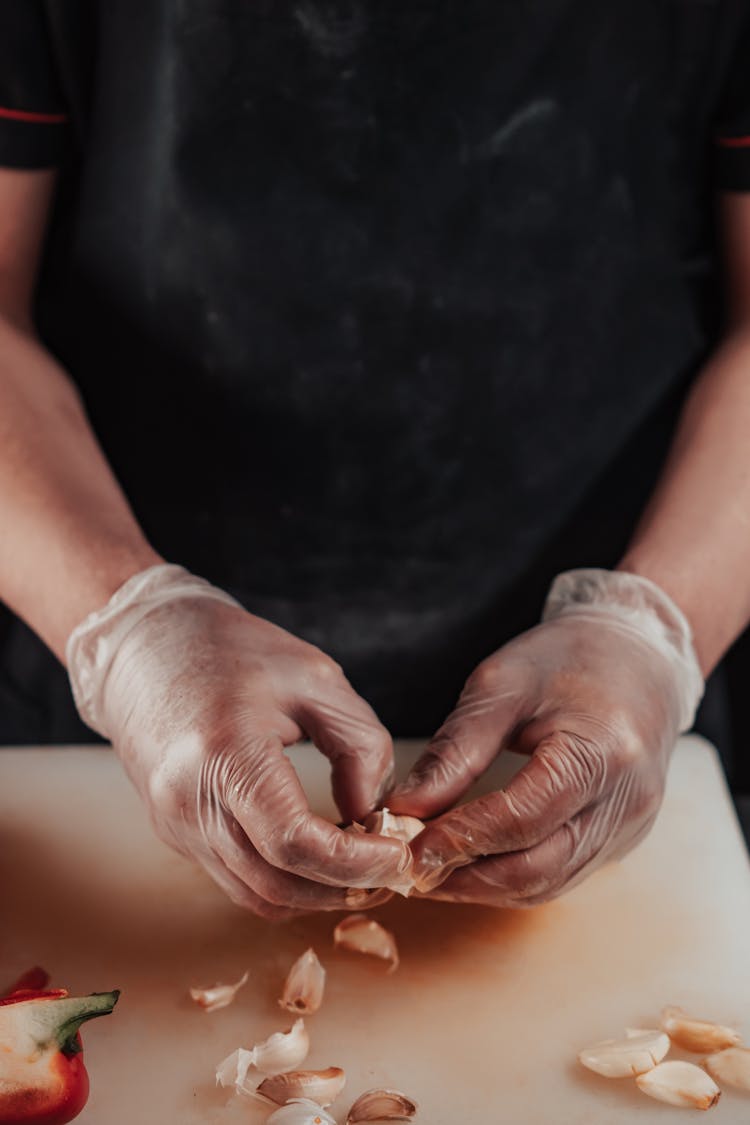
[{"xmin": 1, "ymin": 738, "xmax": 749, "ymax": 1124}]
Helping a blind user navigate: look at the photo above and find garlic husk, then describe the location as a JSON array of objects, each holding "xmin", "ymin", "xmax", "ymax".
[
  {"xmin": 215, "ymin": 1018, "xmax": 310, "ymax": 1091},
  {"xmin": 660, "ymin": 1006, "xmax": 741, "ymax": 1053},
  {"xmin": 266, "ymin": 1098, "xmax": 338, "ymax": 1125},
  {"xmin": 189, "ymin": 969, "xmax": 248, "ymax": 1012},
  {"xmin": 578, "ymin": 1030, "xmax": 670, "ymax": 1078},
  {"xmin": 704, "ymin": 1046, "xmax": 750, "ymax": 1092},
  {"xmin": 346, "ymin": 1088, "xmax": 418, "ymax": 1122},
  {"xmin": 333, "ymin": 914, "xmax": 399, "ymax": 972},
  {"xmin": 280, "ymin": 949, "xmax": 326, "ymax": 1014},
  {"xmin": 636, "ymin": 1061, "xmax": 721, "ymax": 1109},
  {"xmin": 258, "ymin": 1067, "xmax": 346, "ymax": 1107},
  {"xmin": 362, "ymin": 809, "xmax": 425, "ymax": 844}
]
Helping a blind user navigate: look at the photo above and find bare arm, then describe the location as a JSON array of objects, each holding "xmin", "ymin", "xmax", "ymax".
[
  {"xmin": 618, "ymin": 193, "xmax": 750, "ymax": 676},
  {"xmin": 0, "ymin": 168, "xmax": 161, "ymax": 660}
]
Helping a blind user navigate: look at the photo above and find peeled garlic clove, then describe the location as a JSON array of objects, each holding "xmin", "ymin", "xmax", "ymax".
[
  {"xmin": 636, "ymin": 1060, "xmax": 720, "ymax": 1109},
  {"xmin": 258, "ymin": 1067, "xmax": 346, "ymax": 1107},
  {"xmin": 190, "ymin": 969, "xmax": 248, "ymax": 1012},
  {"xmin": 625, "ymin": 1027, "xmax": 662, "ymax": 1038},
  {"xmin": 578, "ymin": 1030, "xmax": 670, "ymax": 1077},
  {"xmin": 266, "ymin": 1098, "xmax": 338, "ymax": 1125},
  {"xmin": 362, "ymin": 809, "xmax": 425, "ymax": 844},
  {"xmin": 661, "ymin": 1006, "xmax": 741, "ymax": 1053},
  {"xmin": 280, "ymin": 949, "xmax": 326, "ymax": 1014},
  {"xmin": 346, "ymin": 1088, "xmax": 418, "ymax": 1122},
  {"xmin": 334, "ymin": 914, "xmax": 399, "ymax": 973},
  {"xmin": 704, "ymin": 1046, "xmax": 750, "ymax": 1092}
]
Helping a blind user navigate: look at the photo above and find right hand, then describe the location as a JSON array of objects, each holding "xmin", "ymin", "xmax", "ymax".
[{"xmin": 66, "ymin": 565, "xmax": 410, "ymax": 919}]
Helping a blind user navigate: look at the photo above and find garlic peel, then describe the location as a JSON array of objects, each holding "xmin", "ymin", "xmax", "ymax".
[
  {"xmin": 280, "ymin": 949, "xmax": 326, "ymax": 1014},
  {"xmin": 190, "ymin": 969, "xmax": 248, "ymax": 1012},
  {"xmin": 636, "ymin": 1060, "xmax": 720, "ymax": 1109},
  {"xmin": 215, "ymin": 1018, "xmax": 310, "ymax": 1091},
  {"xmin": 258, "ymin": 1067, "xmax": 346, "ymax": 1107},
  {"xmin": 346, "ymin": 1088, "xmax": 418, "ymax": 1122},
  {"xmin": 334, "ymin": 914, "xmax": 399, "ymax": 972},
  {"xmin": 266, "ymin": 1098, "xmax": 337, "ymax": 1125},
  {"xmin": 362, "ymin": 809, "xmax": 425, "ymax": 844},
  {"xmin": 660, "ymin": 1005, "xmax": 740, "ymax": 1053},
  {"xmin": 578, "ymin": 1031, "xmax": 670, "ymax": 1078},
  {"xmin": 704, "ymin": 1046, "xmax": 750, "ymax": 1092}
]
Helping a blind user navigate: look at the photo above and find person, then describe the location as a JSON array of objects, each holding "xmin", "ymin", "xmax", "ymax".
[{"xmin": 1, "ymin": 2, "xmax": 749, "ymax": 918}]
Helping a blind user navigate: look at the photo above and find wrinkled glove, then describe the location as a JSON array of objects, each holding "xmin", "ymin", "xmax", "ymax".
[
  {"xmin": 66, "ymin": 564, "xmax": 410, "ymax": 919},
  {"xmin": 389, "ymin": 569, "xmax": 704, "ymax": 906}
]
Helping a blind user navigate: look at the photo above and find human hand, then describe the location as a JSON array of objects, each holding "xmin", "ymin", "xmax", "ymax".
[
  {"xmin": 389, "ymin": 570, "xmax": 703, "ymax": 906},
  {"xmin": 66, "ymin": 565, "xmax": 409, "ymax": 918}
]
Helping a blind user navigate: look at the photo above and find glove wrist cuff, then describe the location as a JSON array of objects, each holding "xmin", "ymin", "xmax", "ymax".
[
  {"xmin": 542, "ymin": 568, "xmax": 704, "ymax": 733},
  {"xmin": 65, "ymin": 563, "xmax": 239, "ymax": 734}
]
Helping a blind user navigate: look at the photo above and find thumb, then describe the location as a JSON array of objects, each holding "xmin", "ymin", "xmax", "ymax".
[
  {"xmin": 295, "ymin": 683, "xmax": 395, "ymax": 823},
  {"xmin": 389, "ymin": 667, "xmax": 524, "ymax": 819}
]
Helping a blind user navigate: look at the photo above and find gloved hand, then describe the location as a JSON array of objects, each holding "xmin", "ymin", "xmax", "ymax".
[
  {"xmin": 66, "ymin": 564, "xmax": 410, "ymax": 919},
  {"xmin": 388, "ymin": 569, "xmax": 704, "ymax": 906}
]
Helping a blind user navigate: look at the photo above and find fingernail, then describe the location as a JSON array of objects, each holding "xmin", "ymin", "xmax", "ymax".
[
  {"xmin": 390, "ymin": 773, "xmax": 419, "ymax": 800},
  {"xmin": 412, "ymin": 849, "xmax": 461, "ymax": 894},
  {"xmin": 345, "ymin": 886, "xmax": 395, "ymax": 909}
]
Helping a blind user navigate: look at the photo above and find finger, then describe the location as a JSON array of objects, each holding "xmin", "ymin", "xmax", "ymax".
[
  {"xmin": 417, "ymin": 802, "xmax": 607, "ymax": 907},
  {"xmin": 197, "ymin": 849, "xmax": 308, "ymax": 921},
  {"xmin": 295, "ymin": 685, "xmax": 395, "ymax": 822},
  {"xmin": 410, "ymin": 730, "xmax": 611, "ymax": 891},
  {"xmin": 217, "ymin": 815, "xmax": 393, "ymax": 912},
  {"xmin": 388, "ymin": 672, "xmax": 524, "ymax": 818},
  {"xmin": 220, "ymin": 733, "xmax": 412, "ymax": 889}
]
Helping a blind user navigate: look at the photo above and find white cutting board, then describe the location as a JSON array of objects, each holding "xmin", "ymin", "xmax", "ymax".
[{"xmin": 1, "ymin": 738, "xmax": 749, "ymax": 1124}]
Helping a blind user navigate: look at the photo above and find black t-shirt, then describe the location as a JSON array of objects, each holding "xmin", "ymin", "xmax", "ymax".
[{"xmin": 1, "ymin": 0, "xmax": 749, "ymax": 740}]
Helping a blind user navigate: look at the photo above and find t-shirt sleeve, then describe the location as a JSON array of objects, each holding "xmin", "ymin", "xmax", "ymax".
[
  {"xmin": 715, "ymin": 16, "xmax": 750, "ymax": 191},
  {"xmin": 0, "ymin": 1, "xmax": 69, "ymax": 168}
]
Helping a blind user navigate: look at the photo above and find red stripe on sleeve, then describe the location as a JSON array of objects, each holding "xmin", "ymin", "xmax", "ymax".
[
  {"xmin": 0, "ymin": 106, "xmax": 68, "ymax": 125},
  {"xmin": 716, "ymin": 135, "xmax": 750, "ymax": 149}
]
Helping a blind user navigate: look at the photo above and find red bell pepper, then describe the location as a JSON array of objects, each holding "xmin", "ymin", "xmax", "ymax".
[{"xmin": 0, "ymin": 980, "xmax": 119, "ymax": 1124}]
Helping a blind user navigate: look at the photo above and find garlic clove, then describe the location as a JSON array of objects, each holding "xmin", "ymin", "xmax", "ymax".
[
  {"xmin": 636, "ymin": 1060, "xmax": 721, "ymax": 1109},
  {"xmin": 660, "ymin": 1006, "xmax": 741, "ymax": 1053},
  {"xmin": 333, "ymin": 914, "xmax": 399, "ymax": 972},
  {"xmin": 280, "ymin": 949, "xmax": 326, "ymax": 1014},
  {"xmin": 189, "ymin": 969, "xmax": 248, "ymax": 1012},
  {"xmin": 266, "ymin": 1098, "xmax": 338, "ymax": 1125},
  {"xmin": 625, "ymin": 1027, "xmax": 662, "ymax": 1038},
  {"xmin": 258, "ymin": 1067, "xmax": 346, "ymax": 1107},
  {"xmin": 346, "ymin": 1088, "xmax": 418, "ymax": 1122},
  {"xmin": 578, "ymin": 1031, "xmax": 670, "ymax": 1078},
  {"xmin": 704, "ymin": 1046, "xmax": 750, "ymax": 1092},
  {"xmin": 362, "ymin": 809, "xmax": 425, "ymax": 844}
]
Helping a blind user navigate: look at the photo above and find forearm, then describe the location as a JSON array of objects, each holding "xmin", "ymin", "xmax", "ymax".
[
  {"xmin": 0, "ymin": 315, "xmax": 161, "ymax": 661},
  {"xmin": 619, "ymin": 326, "xmax": 750, "ymax": 676}
]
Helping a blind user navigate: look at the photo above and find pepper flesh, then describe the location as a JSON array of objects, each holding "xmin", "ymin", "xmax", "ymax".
[{"xmin": 0, "ymin": 985, "xmax": 119, "ymax": 1125}]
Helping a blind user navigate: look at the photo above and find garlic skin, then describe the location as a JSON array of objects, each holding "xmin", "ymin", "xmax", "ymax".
[
  {"xmin": 280, "ymin": 949, "xmax": 326, "ymax": 1014},
  {"xmin": 189, "ymin": 969, "xmax": 248, "ymax": 1012},
  {"xmin": 578, "ymin": 1031, "xmax": 670, "ymax": 1078},
  {"xmin": 704, "ymin": 1046, "xmax": 750, "ymax": 1092},
  {"xmin": 346, "ymin": 1088, "xmax": 418, "ymax": 1122},
  {"xmin": 362, "ymin": 809, "xmax": 425, "ymax": 844},
  {"xmin": 215, "ymin": 1019, "xmax": 309, "ymax": 1091},
  {"xmin": 266, "ymin": 1098, "xmax": 337, "ymax": 1125},
  {"xmin": 258, "ymin": 1067, "xmax": 346, "ymax": 1107},
  {"xmin": 660, "ymin": 1006, "xmax": 741, "ymax": 1053},
  {"xmin": 636, "ymin": 1060, "xmax": 721, "ymax": 1109},
  {"xmin": 333, "ymin": 914, "xmax": 400, "ymax": 972}
]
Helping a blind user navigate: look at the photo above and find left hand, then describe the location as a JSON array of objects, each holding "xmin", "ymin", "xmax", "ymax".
[{"xmin": 389, "ymin": 569, "xmax": 703, "ymax": 907}]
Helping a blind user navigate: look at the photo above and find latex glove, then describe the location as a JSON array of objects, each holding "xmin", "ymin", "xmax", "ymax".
[
  {"xmin": 389, "ymin": 569, "xmax": 704, "ymax": 907},
  {"xmin": 66, "ymin": 564, "xmax": 410, "ymax": 919}
]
